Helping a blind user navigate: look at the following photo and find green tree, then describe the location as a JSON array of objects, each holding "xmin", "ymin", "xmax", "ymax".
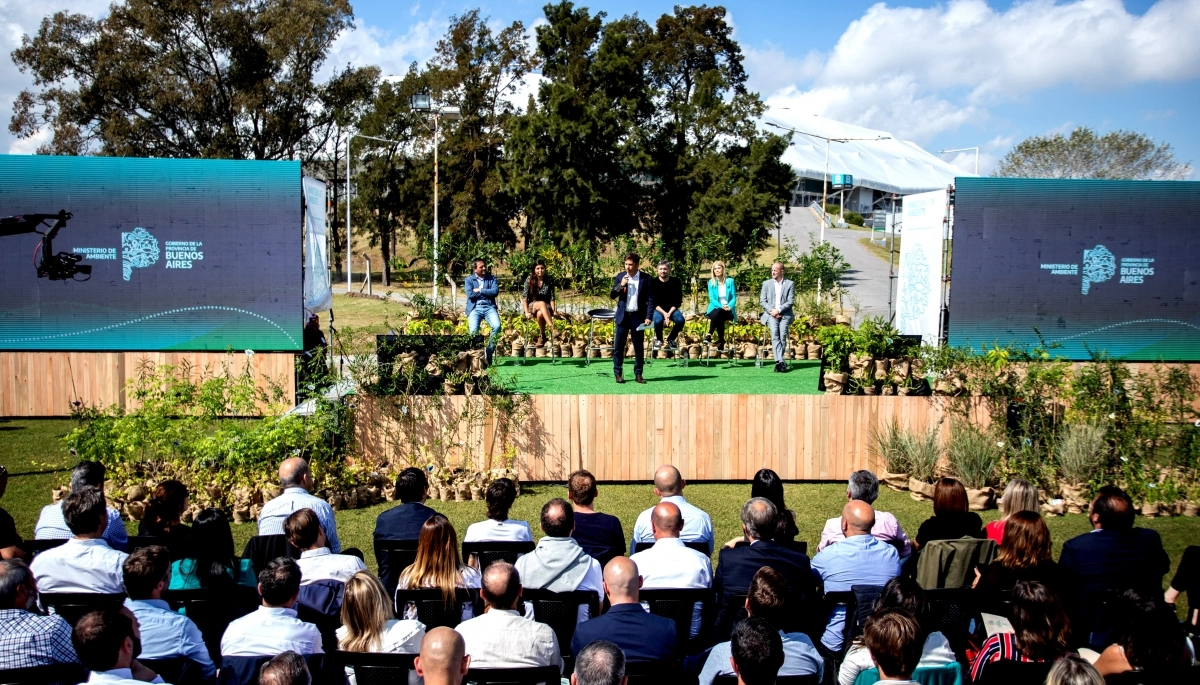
[{"xmin": 994, "ymin": 127, "xmax": 1191, "ymax": 180}]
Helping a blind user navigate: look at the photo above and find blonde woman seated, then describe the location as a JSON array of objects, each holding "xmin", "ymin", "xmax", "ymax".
[
  {"xmin": 985, "ymin": 478, "xmax": 1039, "ymax": 542},
  {"xmin": 338, "ymin": 570, "xmax": 426, "ymax": 684},
  {"xmin": 397, "ymin": 514, "xmax": 482, "ymax": 622},
  {"xmin": 522, "ymin": 260, "xmax": 556, "ymax": 346},
  {"xmin": 705, "ymin": 261, "xmax": 737, "ymax": 351}
]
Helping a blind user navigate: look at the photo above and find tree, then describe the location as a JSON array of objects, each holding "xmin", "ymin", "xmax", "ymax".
[
  {"xmin": 994, "ymin": 127, "xmax": 1192, "ymax": 180},
  {"xmin": 10, "ymin": 0, "xmax": 378, "ymax": 161}
]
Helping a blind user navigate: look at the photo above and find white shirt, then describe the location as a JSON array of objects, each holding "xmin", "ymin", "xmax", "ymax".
[
  {"xmin": 838, "ymin": 631, "xmax": 956, "ymax": 685},
  {"xmin": 87, "ymin": 668, "xmax": 164, "ymax": 684},
  {"xmin": 455, "ymin": 609, "xmax": 562, "ymax": 671},
  {"xmin": 336, "ymin": 619, "xmax": 426, "ymax": 654},
  {"xmin": 624, "ymin": 273, "xmax": 640, "ymax": 312},
  {"xmin": 630, "ymin": 495, "xmax": 715, "ymax": 555},
  {"xmin": 30, "ymin": 538, "xmax": 128, "ymax": 594},
  {"xmin": 220, "ymin": 606, "xmax": 324, "ymax": 657},
  {"xmin": 773, "ymin": 278, "xmax": 783, "ymax": 310},
  {"xmin": 717, "ymin": 280, "xmax": 728, "ymax": 305},
  {"xmin": 630, "ymin": 537, "xmax": 713, "ymax": 637},
  {"xmin": 463, "ymin": 519, "xmax": 534, "ymax": 543},
  {"xmin": 35, "ymin": 503, "xmax": 128, "ymax": 551},
  {"xmin": 297, "ymin": 547, "xmax": 367, "ymax": 585},
  {"xmin": 257, "ymin": 487, "xmax": 342, "ymax": 553}
]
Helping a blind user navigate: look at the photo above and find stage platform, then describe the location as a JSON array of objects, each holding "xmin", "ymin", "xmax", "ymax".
[{"xmin": 494, "ymin": 357, "xmax": 823, "ymax": 395}]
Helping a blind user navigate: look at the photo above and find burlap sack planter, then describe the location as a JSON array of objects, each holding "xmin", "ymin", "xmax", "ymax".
[
  {"xmin": 882, "ymin": 385, "xmax": 896, "ymax": 395},
  {"xmin": 601, "ymin": 348, "xmax": 613, "ymax": 359},
  {"xmin": 511, "ymin": 341, "xmax": 524, "ymax": 357},
  {"xmin": 807, "ymin": 343, "xmax": 823, "ymax": 360},
  {"xmin": 1184, "ymin": 503, "xmax": 1200, "ymax": 517},
  {"xmin": 881, "ymin": 472, "xmax": 910, "ymax": 491},
  {"xmin": 874, "ymin": 359, "xmax": 891, "ymax": 381},
  {"xmin": 835, "ymin": 314, "xmax": 852, "ymax": 326},
  {"xmin": 1061, "ymin": 483, "xmax": 1088, "ymax": 515},
  {"xmin": 966, "ymin": 487, "xmax": 995, "ymax": 511},
  {"xmin": 743, "ymin": 344, "xmax": 757, "ymax": 359},
  {"xmin": 572, "ymin": 343, "xmax": 585, "ymax": 358},
  {"xmin": 861, "ymin": 384, "xmax": 879, "ymax": 395},
  {"xmin": 908, "ymin": 478, "xmax": 935, "ymax": 501},
  {"xmin": 1141, "ymin": 502, "xmax": 1159, "ymax": 518},
  {"xmin": 897, "ymin": 386, "xmax": 913, "ymax": 396},
  {"xmin": 689, "ymin": 344, "xmax": 701, "ymax": 359},
  {"xmin": 823, "ymin": 372, "xmax": 848, "ymax": 395},
  {"xmin": 1041, "ymin": 499, "xmax": 1066, "ymax": 517}
]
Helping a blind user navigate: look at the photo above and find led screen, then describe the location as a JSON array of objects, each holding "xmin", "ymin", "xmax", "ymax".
[
  {"xmin": 0, "ymin": 155, "xmax": 301, "ymax": 350},
  {"xmin": 948, "ymin": 176, "xmax": 1200, "ymax": 360}
]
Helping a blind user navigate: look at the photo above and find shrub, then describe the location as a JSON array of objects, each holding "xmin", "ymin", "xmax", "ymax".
[
  {"xmin": 947, "ymin": 421, "xmax": 1002, "ymax": 489},
  {"xmin": 869, "ymin": 420, "xmax": 908, "ymax": 473},
  {"xmin": 903, "ymin": 425, "xmax": 943, "ymax": 483},
  {"xmin": 844, "ymin": 211, "xmax": 865, "ymax": 226},
  {"xmin": 1056, "ymin": 423, "xmax": 1108, "ymax": 485}
]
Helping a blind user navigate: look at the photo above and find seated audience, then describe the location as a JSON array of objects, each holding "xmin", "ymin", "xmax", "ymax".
[
  {"xmin": 629, "ymin": 465, "xmax": 714, "ymax": 555},
  {"xmin": 415, "ymin": 627, "xmax": 471, "ymax": 685},
  {"xmin": 811, "ymin": 500, "xmax": 902, "ymax": 654},
  {"xmin": 0, "ymin": 466, "xmax": 25, "ymax": 559},
  {"xmin": 818, "ymin": 470, "xmax": 911, "ymax": 559},
  {"xmin": 375, "ymin": 467, "xmax": 439, "ymax": 593},
  {"xmin": 752, "ymin": 469, "xmax": 799, "ymax": 544},
  {"xmin": 31, "ymin": 485, "xmax": 128, "ymax": 594},
  {"xmin": 1045, "ymin": 654, "xmax": 1104, "ymax": 685},
  {"xmin": 35, "ymin": 461, "xmax": 129, "ymax": 551},
  {"xmin": 454, "ymin": 561, "xmax": 562, "ymax": 670},
  {"xmin": 862, "ymin": 610, "xmax": 924, "ymax": 685},
  {"xmin": 464, "ymin": 478, "xmax": 533, "ymax": 543},
  {"xmin": 121, "ymin": 545, "xmax": 215, "ymax": 679},
  {"xmin": 984, "ymin": 478, "xmax": 1039, "ymax": 543},
  {"xmin": 259, "ymin": 650, "xmax": 311, "ymax": 685},
  {"xmin": 170, "ymin": 507, "xmax": 257, "ymax": 590},
  {"xmin": 286, "ymin": 508, "xmax": 365, "ymax": 585},
  {"xmin": 1092, "ymin": 588, "xmax": 1194, "ymax": 679},
  {"xmin": 629, "ymin": 501, "xmax": 712, "ymax": 638},
  {"xmin": 912, "ymin": 477, "xmax": 983, "ymax": 549},
  {"xmin": 970, "ymin": 580, "xmax": 1072, "ymax": 682},
  {"xmin": 568, "ymin": 470, "xmax": 626, "ymax": 568},
  {"xmin": 573, "ymin": 640, "xmax": 626, "ymax": 685},
  {"xmin": 137, "ymin": 479, "xmax": 193, "ymax": 555},
  {"xmin": 257, "ymin": 457, "xmax": 342, "ymax": 553},
  {"xmin": 72, "ymin": 607, "xmax": 160, "ymax": 685},
  {"xmin": 397, "ymin": 515, "xmax": 481, "ymax": 621},
  {"xmin": 700, "ymin": 567, "xmax": 822, "ymax": 685},
  {"xmin": 571, "ymin": 557, "xmax": 676, "ymax": 662},
  {"xmin": 220, "ymin": 557, "xmax": 324, "ymax": 658},
  {"xmin": 338, "ymin": 570, "xmax": 425, "ymax": 654},
  {"xmin": 515, "ymin": 498, "xmax": 603, "ymax": 622},
  {"xmin": 1164, "ymin": 545, "xmax": 1199, "ymax": 630},
  {"xmin": 837, "ymin": 577, "xmax": 955, "ymax": 685},
  {"xmin": 973, "ymin": 511, "xmax": 1063, "ymax": 594},
  {"xmin": 729, "ymin": 617, "xmax": 784, "ymax": 685},
  {"xmin": 0, "ymin": 558, "xmax": 79, "ymax": 668}
]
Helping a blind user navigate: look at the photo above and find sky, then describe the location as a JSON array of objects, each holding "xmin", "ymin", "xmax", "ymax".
[{"xmin": 2, "ymin": 0, "xmax": 1198, "ymax": 176}]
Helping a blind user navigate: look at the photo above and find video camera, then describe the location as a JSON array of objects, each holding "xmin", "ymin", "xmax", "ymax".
[{"xmin": 0, "ymin": 210, "xmax": 92, "ymax": 281}]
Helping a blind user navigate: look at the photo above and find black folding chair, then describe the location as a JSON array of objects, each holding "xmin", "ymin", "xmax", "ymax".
[
  {"xmin": 632, "ymin": 540, "xmax": 710, "ymax": 555},
  {"xmin": 240, "ymin": 534, "xmax": 299, "ymax": 577},
  {"xmin": 218, "ymin": 653, "xmax": 327, "ymax": 685},
  {"xmin": 465, "ymin": 665, "xmax": 561, "ymax": 685},
  {"xmin": 521, "ymin": 588, "xmax": 600, "ymax": 670},
  {"xmin": 462, "ymin": 540, "xmax": 536, "ymax": 572},
  {"xmin": 923, "ymin": 588, "xmax": 981, "ymax": 658},
  {"xmin": 374, "ymin": 538, "xmax": 420, "ymax": 597},
  {"xmin": 0, "ymin": 662, "xmax": 87, "ymax": 685},
  {"xmin": 783, "ymin": 540, "xmax": 808, "ymax": 556},
  {"xmin": 820, "ymin": 590, "xmax": 858, "ymax": 661},
  {"xmin": 139, "ymin": 657, "xmax": 208, "ymax": 685},
  {"xmin": 714, "ymin": 593, "xmax": 748, "ymax": 643},
  {"xmin": 19, "ymin": 538, "xmax": 66, "ymax": 560},
  {"xmin": 639, "ymin": 588, "xmax": 714, "ymax": 655},
  {"xmin": 39, "ymin": 592, "xmax": 126, "ymax": 626},
  {"xmin": 164, "ymin": 587, "xmax": 255, "ymax": 664},
  {"xmin": 334, "ymin": 650, "xmax": 417, "ymax": 685},
  {"xmin": 714, "ymin": 675, "xmax": 818, "ymax": 685},
  {"xmin": 624, "ymin": 660, "xmax": 678, "ymax": 685},
  {"xmin": 393, "ymin": 588, "xmax": 480, "ymax": 629}
]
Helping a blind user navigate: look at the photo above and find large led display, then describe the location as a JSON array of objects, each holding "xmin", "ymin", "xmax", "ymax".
[
  {"xmin": 948, "ymin": 177, "xmax": 1200, "ymax": 361},
  {"xmin": 0, "ymin": 155, "xmax": 301, "ymax": 351}
]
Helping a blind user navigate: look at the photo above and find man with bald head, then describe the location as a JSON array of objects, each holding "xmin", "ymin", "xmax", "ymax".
[
  {"xmin": 571, "ymin": 558, "xmax": 676, "ymax": 663},
  {"xmin": 629, "ymin": 501, "xmax": 712, "ymax": 638},
  {"xmin": 810, "ymin": 500, "xmax": 901, "ymax": 655},
  {"xmin": 629, "ymin": 465, "xmax": 714, "ymax": 555},
  {"xmin": 256, "ymin": 457, "xmax": 342, "ymax": 553},
  {"xmin": 415, "ymin": 627, "xmax": 470, "ymax": 685},
  {"xmin": 515, "ymin": 498, "xmax": 604, "ymax": 623},
  {"xmin": 455, "ymin": 561, "xmax": 562, "ymax": 670}
]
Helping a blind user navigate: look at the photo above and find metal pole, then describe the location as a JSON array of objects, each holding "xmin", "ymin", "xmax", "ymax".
[
  {"xmin": 975, "ymin": 148, "xmax": 980, "ymax": 175},
  {"xmin": 346, "ymin": 137, "xmax": 352, "ymax": 293},
  {"xmin": 433, "ymin": 113, "xmax": 439, "ymax": 301},
  {"xmin": 817, "ymin": 139, "xmax": 829, "ymax": 302}
]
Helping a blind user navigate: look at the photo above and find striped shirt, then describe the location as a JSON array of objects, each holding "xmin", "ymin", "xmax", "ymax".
[{"xmin": 970, "ymin": 633, "xmax": 1044, "ymax": 682}]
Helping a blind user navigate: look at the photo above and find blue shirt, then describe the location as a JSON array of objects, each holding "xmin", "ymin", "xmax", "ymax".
[
  {"xmin": 125, "ymin": 598, "xmax": 215, "ymax": 679},
  {"xmin": 810, "ymin": 534, "xmax": 902, "ymax": 650},
  {"xmin": 630, "ymin": 495, "xmax": 714, "ymax": 555},
  {"xmin": 35, "ymin": 502, "xmax": 129, "ymax": 551},
  {"xmin": 256, "ymin": 488, "xmax": 341, "ymax": 553},
  {"xmin": 465, "ymin": 273, "xmax": 499, "ymax": 314},
  {"xmin": 699, "ymin": 630, "xmax": 823, "ymax": 685},
  {"xmin": 0, "ymin": 608, "xmax": 78, "ymax": 669}
]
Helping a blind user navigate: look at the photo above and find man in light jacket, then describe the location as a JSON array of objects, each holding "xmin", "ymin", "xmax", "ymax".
[
  {"xmin": 759, "ymin": 263, "xmax": 795, "ymax": 373},
  {"xmin": 465, "ymin": 258, "xmax": 502, "ymax": 364}
]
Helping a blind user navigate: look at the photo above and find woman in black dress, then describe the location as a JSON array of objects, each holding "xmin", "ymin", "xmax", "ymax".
[
  {"xmin": 522, "ymin": 260, "xmax": 556, "ymax": 346},
  {"xmin": 913, "ymin": 477, "xmax": 984, "ymax": 550}
]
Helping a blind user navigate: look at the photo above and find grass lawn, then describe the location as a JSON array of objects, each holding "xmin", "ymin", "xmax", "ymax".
[
  {"xmin": 492, "ymin": 357, "xmax": 822, "ymax": 395},
  {"xmin": 3, "ymin": 418, "xmax": 1193, "ymax": 620}
]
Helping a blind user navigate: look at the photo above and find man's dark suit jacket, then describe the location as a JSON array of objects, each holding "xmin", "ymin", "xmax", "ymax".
[
  {"xmin": 374, "ymin": 501, "xmax": 439, "ymax": 593},
  {"xmin": 1059, "ymin": 526, "xmax": 1170, "ymax": 645},
  {"xmin": 609, "ymin": 271, "xmax": 654, "ymax": 328},
  {"xmin": 570, "ymin": 603, "xmax": 676, "ymax": 662},
  {"xmin": 713, "ymin": 539, "xmax": 814, "ymax": 639}
]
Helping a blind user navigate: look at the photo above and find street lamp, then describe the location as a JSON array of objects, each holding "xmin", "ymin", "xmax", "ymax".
[
  {"xmin": 411, "ymin": 94, "xmax": 461, "ymax": 300},
  {"xmin": 346, "ymin": 134, "xmax": 402, "ymax": 293},
  {"xmin": 939, "ymin": 147, "xmax": 980, "ymax": 175}
]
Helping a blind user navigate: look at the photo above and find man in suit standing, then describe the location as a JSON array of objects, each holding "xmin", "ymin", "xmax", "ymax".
[
  {"xmin": 570, "ymin": 557, "xmax": 676, "ymax": 663},
  {"xmin": 609, "ymin": 252, "xmax": 653, "ymax": 384},
  {"xmin": 373, "ymin": 467, "xmax": 439, "ymax": 595},
  {"xmin": 759, "ymin": 262, "xmax": 795, "ymax": 373}
]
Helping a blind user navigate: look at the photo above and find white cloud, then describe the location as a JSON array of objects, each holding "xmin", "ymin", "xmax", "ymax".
[
  {"xmin": 323, "ymin": 15, "xmax": 442, "ymax": 80},
  {"xmin": 742, "ymin": 45, "xmax": 822, "ymax": 98}
]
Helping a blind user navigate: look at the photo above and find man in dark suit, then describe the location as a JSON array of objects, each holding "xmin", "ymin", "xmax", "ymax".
[
  {"xmin": 571, "ymin": 556, "xmax": 675, "ymax": 662},
  {"xmin": 374, "ymin": 467, "xmax": 439, "ymax": 594},
  {"xmin": 609, "ymin": 252, "xmax": 654, "ymax": 384},
  {"xmin": 713, "ymin": 498, "xmax": 813, "ymax": 639},
  {"xmin": 1060, "ymin": 485, "xmax": 1171, "ymax": 647}
]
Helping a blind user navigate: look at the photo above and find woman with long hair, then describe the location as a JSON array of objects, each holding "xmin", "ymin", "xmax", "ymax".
[
  {"xmin": 397, "ymin": 515, "xmax": 481, "ymax": 620},
  {"xmin": 139, "ymin": 480, "xmax": 193, "ymax": 557},
  {"xmin": 913, "ymin": 477, "xmax": 984, "ymax": 550},
  {"xmin": 751, "ymin": 469, "xmax": 799, "ymax": 543},
  {"xmin": 522, "ymin": 260, "xmax": 556, "ymax": 346},
  {"xmin": 974, "ymin": 511, "xmax": 1062, "ymax": 593},
  {"xmin": 463, "ymin": 478, "xmax": 532, "ymax": 544},
  {"xmin": 339, "ymin": 570, "xmax": 425, "ymax": 652},
  {"xmin": 1093, "ymin": 588, "xmax": 1194, "ymax": 679},
  {"xmin": 970, "ymin": 580, "xmax": 1072, "ymax": 682},
  {"xmin": 985, "ymin": 478, "xmax": 1039, "ymax": 542},
  {"xmin": 169, "ymin": 508, "xmax": 257, "ymax": 590},
  {"xmin": 838, "ymin": 576, "xmax": 957, "ymax": 685},
  {"xmin": 704, "ymin": 261, "xmax": 737, "ymax": 351}
]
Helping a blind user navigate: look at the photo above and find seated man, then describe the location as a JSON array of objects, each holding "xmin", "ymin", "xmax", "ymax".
[
  {"xmin": 259, "ymin": 651, "xmax": 312, "ymax": 685},
  {"xmin": 863, "ymin": 610, "xmax": 925, "ymax": 684},
  {"xmin": 629, "ymin": 466, "xmax": 714, "ymax": 555},
  {"xmin": 0, "ymin": 467, "xmax": 25, "ymax": 560},
  {"xmin": 31, "ymin": 485, "xmax": 128, "ymax": 594},
  {"xmin": 35, "ymin": 461, "xmax": 128, "ymax": 551},
  {"xmin": 629, "ymin": 501, "xmax": 712, "ymax": 638},
  {"xmin": 122, "ymin": 545, "xmax": 215, "ymax": 680},
  {"xmin": 730, "ymin": 617, "xmax": 784, "ymax": 685},
  {"xmin": 699, "ymin": 567, "xmax": 823, "ymax": 685},
  {"xmin": 415, "ymin": 627, "xmax": 471, "ymax": 685},
  {"xmin": 515, "ymin": 498, "xmax": 603, "ymax": 622},
  {"xmin": 374, "ymin": 467, "xmax": 439, "ymax": 594},
  {"xmin": 811, "ymin": 500, "xmax": 902, "ymax": 655},
  {"xmin": 571, "ymin": 557, "xmax": 676, "ymax": 663},
  {"xmin": 285, "ymin": 508, "xmax": 365, "ymax": 585},
  {"xmin": 818, "ymin": 471, "xmax": 912, "ymax": 559},
  {"xmin": 568, "ymin": 470, "xmax": 625, "ymax": 568},
  {"xmin": 221, "ymin": 557, "xmax": 324, "ymax": 658},
  {"xmin": 759, "ymin": 263, "xmax": 795, "ymax": 373},
  {"xmin": 71, "ymin": 607, "xmax": 161, "ymax": 685},
  {"xmin": 0, "ymin": 558, "xmax": 79, "ymax": 668},
  {"xmin": 573, "ymin": 641, "xmax": 627, "ymax": 685},
  {"xmin": 454, "ymin": 561, "xmax": 562, "ymax": 670},
  {"xmin": 257, "ymin": 457, "xmax": 342, "ymax": 553}
]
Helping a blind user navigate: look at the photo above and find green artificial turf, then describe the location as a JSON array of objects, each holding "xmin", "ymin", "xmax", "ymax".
[{"xmin": 492, "ymin": 357, "xmax": 822, "ymax": 395}]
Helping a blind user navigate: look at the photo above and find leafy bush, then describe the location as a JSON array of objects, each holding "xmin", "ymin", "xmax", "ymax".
[
  {"xmin": 869, "ymin": 420, "xmax": 908, "ymax": 473},
  {"xmin": 844, "ymin": 211, "xmax": 865, "ymax": 226},
  {"xmin": 903, "ymin": 424, "xmax": 943, "ymax": 483},
  {"xmin": 816, "ymin": 325, "xmax": 855, "ymax": 373},
  {"xmin": 796, "ymin": 233, "xmax": 850, "ymax": 291},
  {"xmin": 947, "ymin": 421, "xmax": 1002, "ymax": 489},
  {"xmin": 853, "ymin": 316, "xmax": 900, "ymax": 358},
  {"xmin": 1056, "ymin": 423, "xmax": 1108, "ymax": 485}
]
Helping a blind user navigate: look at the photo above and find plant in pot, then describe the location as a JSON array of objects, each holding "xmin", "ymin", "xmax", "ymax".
[
  {"xmin": 1055, "ymin": 423, "xmax": 1107, "ymax": 514},
  {"xmin": 903, "ymin": 425, "xmax": 942, "ymax": 501},
  {"xmin": 816, "ymin": 324, "xmax": 854, "ymax": 394},
  {"xmin": 869, "ymin": 420, "xmax": 909, "ymax": 490},
  {"xmin": 947, "ymin": 420, "xmax": 1002, "ymax": 510},
  {"xmin": 1185, "ymin": 482, "xmax": 1200, "ymax": 517}
]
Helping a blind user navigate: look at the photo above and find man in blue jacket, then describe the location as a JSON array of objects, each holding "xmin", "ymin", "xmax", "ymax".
[
  {"xmin": 465, "ymin": 258, "xmax": 501, "ymax": 364},
  {"xmin": 609, "ymin": 252, "xmax": 653, "ymax": 384},
  {"xmin": 570, "ymin": 556, "xmax": 675, "ymax": 663}
]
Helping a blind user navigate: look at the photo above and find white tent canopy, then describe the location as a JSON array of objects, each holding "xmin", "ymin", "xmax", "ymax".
[{"xmin": 760, "ymin": 113, "xmax": 972, "ymax": 196}]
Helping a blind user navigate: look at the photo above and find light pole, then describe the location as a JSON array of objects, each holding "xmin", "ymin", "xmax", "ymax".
[
  {"xmin": 346, "ymin": 134, "xmax": 402, "ymax": 293},
  {"xmin": 939, "ymin": 146, "xmax": 980, "ymax": 175},
  {"xmin": 411, "ymin": 94, "xmax": 461, "ymax": 300}
]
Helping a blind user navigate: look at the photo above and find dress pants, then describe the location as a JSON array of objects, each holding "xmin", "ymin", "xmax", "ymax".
[
  {"xmin": 613, "ymin": 323, "xmax": 644, "ymax": 377},
  {"xmin": 762, "ymin": 312, "xmax": 793, "ymax": 363}
]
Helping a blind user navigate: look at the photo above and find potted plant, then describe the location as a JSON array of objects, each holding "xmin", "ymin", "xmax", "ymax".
[
  {"xmin": 816, "ymin": 324, "xmax": 854, "ymax": 394},
  {"xmin": 904, "ymin": 425, "xmax": 942, "ymax": 501},
  {"xmin": 1055, "ymin": 423, "xmax": 1107, "ymax": 514},
  {"xmin": 947, "ymin": 420, "xmax": 1002, "ymax": 510},
  {"xmin": 869, "ymin": 420, "xmax": 909, "ymax": 490}
]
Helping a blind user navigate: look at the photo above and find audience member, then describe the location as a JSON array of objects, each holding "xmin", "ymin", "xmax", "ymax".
[
  {"xmin": 969, "ymin": 580, "xmax": 1072, "ymax": 682},
  {"xmin": 629, "ymin": 501, "xmax": 712, "ymax": 638},
  {"xmin": 629, "ymin": 466, "xmax": 714, "ymax": 555},
  {"xmin": 72, "ymin": 607, "xmax": 159, "ymax": 685},
  {"xmin": 397, "ymin": 515, "xmax": 481, "ymax": 621},
  {"xmin": 454, "ymin": 561, "xmax": 562, "ymax": 670},
  {"xmin": 515, "ymin": 499, "xmax": 603, "ymax": 622},
  {"xmin": 818, "ymin": 471, "xmax": 911, "ymax": 559},
  {"xmin": 170, "ymin": 507, "xmax": 257, "ymax": 590},
  {"xmin": 338, "ymin": 570, "xmax": 425, "ymax": 654},
  {"xmin": 35, "ymin": 461, "xmax": 129, "ymax": 551},
  {"xmin": 463, "ymin": 478, "xmax": 533, "ymax": 543},
  {"xmin": 121, "ymin": 545, "xmax": 215, "ymax": 679},
  {"xmin": 0, "ymin": 466, "xmax": 24, "ymax": 559},
  {"xmin": 751, "ymin": 469, "xmax": 799, "ymax": 544},
  {"xmin": 862, "ymin": 610, "xmax": 923, "ymax": 684},
  {"xmin": 220, "ymin": 557, "xmax": 324, "ymax": 658},
  {"xmin": 0, "ymin": 558, "xmax": 79, "ymax": 668},
  {"xmin": 31, "ymin": 485, "xmax": 128, "ymax": 594},
  {"xmin": 912, "ymin": 478, "xmax": 983, "ymax": 549},
  {"xmin": 837, "ymin": 577, "xmax": 956, "ymax": 685},
  {"xmin": 699, "ymin": 567, "xmax": 822, "ymax": 685},
  {"xmin": 259, "ymin": 650, "xmax": 312, "ymax": 685},
  {"xmin": 571, "ymin": 557, "xmax": 676, "ymax": 662},
  {"xmin": 729, "ymin": 617, "xmax": 784, "ymax": 685},
  {"xmin": 1092, "ymin": 588, "xmax": 1194, "ymax": 679},
  {"xmin": 1165, "ymin": 545, "xmax": 1199, "ymax": 629},
  {"xmin": 567, "ymin": 470, "xmax": 626, "ymax": 568},
  {"xmin": 984, "ymin": 478, "xmax": 1039, "ymax": 543},
  {"xmin": 1044, "ymin": 654, "xmax": 1104, "ymax": 685},
  {"xmin": 286, "ymin": 508, "xmax": 365, "ymax": 585},
  {"xmin": 973, "ymin": 511, "xmax": 1063, "ymax": 594},
  {"xmin": 811, "ymin": 500, "xmax": 902, "ymax": 654},
  {"xmin": 573, "ymin": 640, "xmax": 626, "ymax": 685},
  {"xmin": 375, "ymin": 467, "xmax": 439, "ymax": 593},
  {"xmin": 137, "ymin": 479, "xmax": 193, "ymax": 556},
  {"xmin": 257, "ymin": 457, "xmax": 342, "ymax": 553},
  {"xmin": 415, "ymin": 627, "xmax": 470, "ymax": 685}
]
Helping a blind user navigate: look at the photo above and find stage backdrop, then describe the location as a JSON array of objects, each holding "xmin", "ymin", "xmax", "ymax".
[
  {"xmin": 896, "ymin": 188, "xmax": 948, "ymax": 344},
  {"xmin": 0, "ymin": 155, "xmax": 301, "ymax": 351},
  {"xmin": 949, "ymin": 177, "xmax": 1200, "ymax": 360}
]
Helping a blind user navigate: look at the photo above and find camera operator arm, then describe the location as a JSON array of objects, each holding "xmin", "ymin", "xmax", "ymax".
[
  {"xmin": 0, "ymin": 211, "xmax": 71, "ymax": 238},
  {"xmin": 0, "ymin": 210, "xmax": 89, "ymax": 281}
]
